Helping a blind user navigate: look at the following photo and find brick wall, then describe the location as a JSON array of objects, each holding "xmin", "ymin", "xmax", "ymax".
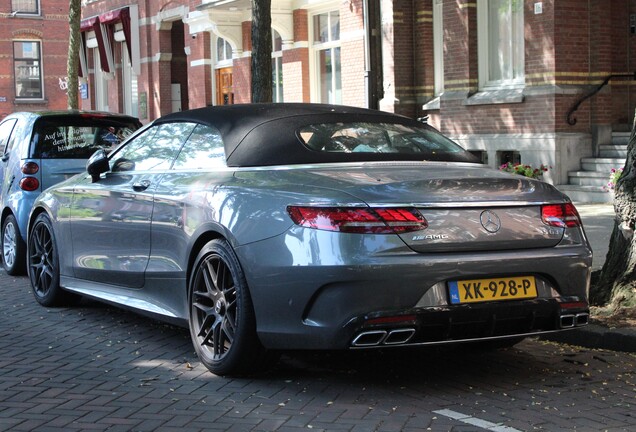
[
  {"xmin": 283, "ymin": 49, "xmax": 310, "ymax": 102},
  {"xmin": 0, "ymin": 0, "xmax": 72, "ymax": 118},
  {"xmin": 232, "ymin": 57, "xmax": 251, "ymax": 104},
  {"xmin": 187, "ymin": 31, "xmax": 213, "ymax": 109},
  {"xmin": 414, "ymin": 0, "xmax": 434, "ymax": 106},
  {"xmin": 340, "ymin": 0, "xmax": 366, "ymax": 107}
]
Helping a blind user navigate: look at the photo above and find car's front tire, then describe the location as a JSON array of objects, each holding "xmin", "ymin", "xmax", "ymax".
[
  {"xmin": 188, "ymin": 239, "xmax": 274, "ymax": 376},
  {"xmin": 2, "ymin": 214, "xmax": 26, "ymax": 275},
  {"xmin": 28, "ymin": 213, "xmax": 80, "ymax": 307}
]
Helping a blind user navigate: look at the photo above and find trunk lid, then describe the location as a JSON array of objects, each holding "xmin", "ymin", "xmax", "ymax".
[{"xmin": 291, "ymin": 162, "xmax": 569, "ymax": 252}]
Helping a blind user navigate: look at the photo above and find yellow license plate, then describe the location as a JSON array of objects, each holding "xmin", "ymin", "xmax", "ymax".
[{"xmin": 448, "ymin": 276, "xmax": 537, "ymax": 304}]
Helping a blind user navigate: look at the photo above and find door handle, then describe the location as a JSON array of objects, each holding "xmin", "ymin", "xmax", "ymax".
[{"xmin": 132, "ymin": 179, "xmax": 151, "ymax": 191}]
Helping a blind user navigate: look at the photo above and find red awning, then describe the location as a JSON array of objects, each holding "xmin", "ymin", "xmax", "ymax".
[
  {"xmin": 80, "ymin": 7, "xmax": 132, "ymax": 73},
  {"xmin": 99, "ymin": 8, "xmax": 132, "ymax": 66},
  {"xmin": 80, "ymin": 16, "xmax": 111, "ymax": 73}
]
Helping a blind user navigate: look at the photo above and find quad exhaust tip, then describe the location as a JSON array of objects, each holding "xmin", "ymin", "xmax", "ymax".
[
  {"xmin": 351, "ymin": 328, "xmax": 416, "ymax": 347},
  {"xmin": 560, "ymin": 313, "xmax": 589, "ymax": 328}
]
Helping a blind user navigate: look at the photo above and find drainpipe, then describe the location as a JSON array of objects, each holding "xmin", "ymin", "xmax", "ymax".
[{"xmin": 363, "ymin": 0, "xmax": 373, "ymax": 109}]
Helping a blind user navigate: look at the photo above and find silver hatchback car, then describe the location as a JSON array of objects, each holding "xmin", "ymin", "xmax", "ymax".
[
  {"xmin": 27, "ymin": 104, "xmax": 592, "ymax": 376},
  {"xmin": 0, "ymin": 111, "xmax": 140, "ymax": 275}
]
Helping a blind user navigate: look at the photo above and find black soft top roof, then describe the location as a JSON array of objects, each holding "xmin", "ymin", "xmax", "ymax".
[{"xmin": 156, "ymin": 103, "xmax": 471, "ymax": 167}]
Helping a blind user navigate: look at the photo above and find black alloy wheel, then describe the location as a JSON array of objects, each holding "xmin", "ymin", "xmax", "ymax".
[
  {"xmin": 28, "ymin": 213, "xmax": 79, "ymax": 306},
  {"xmin": 188, "ymin": 239, "xmax": 271, "ymax": 376}
]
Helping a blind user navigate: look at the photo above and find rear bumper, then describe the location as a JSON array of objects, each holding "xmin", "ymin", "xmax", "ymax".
[
  {"xmin": 348, "ymin": 298, "xmax": 589, "ymax": 348},
  {"xmin": 239, "ymin": 229, "xmax": 592, "ymax": 350}
]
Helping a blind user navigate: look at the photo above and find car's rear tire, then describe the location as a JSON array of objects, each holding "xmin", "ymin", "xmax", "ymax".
[
  {"xmin": 28, "ymin": 213, "xmax": 80, "ymax": 307},
  {"xmin": 188, "ymin": 239, "xmax": 274, "ymax": 376},
  {"xmin": 2, "ymin": 214, "xmax": 26, "ymax": 275}
]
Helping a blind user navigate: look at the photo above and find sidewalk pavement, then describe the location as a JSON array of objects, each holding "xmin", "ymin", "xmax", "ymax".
[{"xmin": 542, "ymin": 203, "xmax": 636, "ymax": 352}]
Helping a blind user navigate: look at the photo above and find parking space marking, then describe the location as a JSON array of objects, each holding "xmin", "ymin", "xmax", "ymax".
[{"xmin": 433, "ymin": 409, "xmax": 522, "ymax": 432}]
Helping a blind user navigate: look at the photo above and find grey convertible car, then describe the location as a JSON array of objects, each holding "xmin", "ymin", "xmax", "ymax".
[{"xmin": 27, "ymin": 104, "xmax": 592, "ymax": 375}]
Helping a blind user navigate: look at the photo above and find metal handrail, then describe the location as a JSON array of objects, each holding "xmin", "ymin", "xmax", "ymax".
[{"xmin": 566, "ymin": 72, "xmax": 636, "ymax": 125}]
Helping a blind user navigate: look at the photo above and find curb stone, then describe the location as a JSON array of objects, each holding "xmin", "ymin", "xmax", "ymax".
[{"xmin": 541, "ymin": 324, "xmax": 636, "ymax": 352}]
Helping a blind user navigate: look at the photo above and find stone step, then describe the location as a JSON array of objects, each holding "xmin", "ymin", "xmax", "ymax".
[
  {"xmin": 581, "ymin": 158, "xmax": 626, "ymax": 171},
  {"xmin": 556, "ymin": 185, "xmax": 614, "ymax": 204},
  {"xmin": 612, "ymin": 132, "xmax": 631, "ymax": 146},
  {"xmin": 599, "ymin": 144, "xmax": 628, "ymax": 158},
  {"xmin": 567, "ymin": 173, "xmax": 609, "ymax": 187}
]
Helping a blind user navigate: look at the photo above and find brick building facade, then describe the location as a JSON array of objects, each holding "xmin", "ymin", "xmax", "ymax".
[
  {"xmin": 1, "ymin": 0, "xmax": 634, "ymax": 193},
  {"xmin": 0, "ymin": 0, "xmax": 73, "ymax": 118}
]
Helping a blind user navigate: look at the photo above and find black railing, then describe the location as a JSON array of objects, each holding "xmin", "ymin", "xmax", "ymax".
[{"xmin": 566, "ymin": 72, "xmax": 636, "ymax": 125}]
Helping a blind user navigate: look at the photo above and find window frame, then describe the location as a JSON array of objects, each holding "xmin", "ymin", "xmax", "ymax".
[
  {"xmin": 477, "ymin": 0, "xmax": 525, "ymax": 90},
  {"xmin": 216, "ymin": 37, "xmax": 233, "ymax": 67},
  {"xmin": 272, "ymin": 30, "xmax": 284, "ymax": 103},
  {"xmin": 121, "ymin": 42, "xmax": 139, "ymax": 117},
  {"xmin": 433, "ymin": 0, "xmax": 444, "ymax": 96},
  {"xmin": 309, "ymin": 7, "xmax": 342, "ymax": 104},
  {"xmin": 13, "ymin": 40, "xmax": 44, "ymax": 100},
  {"xmin": 11, "ymin": 0, "xmax": 40, "ymax": 16}
]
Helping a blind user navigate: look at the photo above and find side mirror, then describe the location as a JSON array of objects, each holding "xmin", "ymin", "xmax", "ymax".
[{"xmin": 86, "ymin": 149, "xmax": 109, "ymax": 183}]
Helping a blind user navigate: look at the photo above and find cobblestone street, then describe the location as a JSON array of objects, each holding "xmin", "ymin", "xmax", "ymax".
[{"xmin": 1, "ymin": 271, "xmax": 635, "ymax": 431}]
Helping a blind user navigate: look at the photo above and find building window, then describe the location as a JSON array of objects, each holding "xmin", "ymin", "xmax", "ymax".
[
  {"xmin": 477, "ymin": 0, "xmax": 524, "ymax": 89},
  {"xmin": 11, "ymin": 0, "xmax": 40, "ymax": 15},
  {"xmin": 272, "ymin": 30, "xmax": 283, "ymax": 102},
  {"xmin": 122, "ymin": 43, "xmax": 138, "ymax": 117},
  {"xmin": 433, "ymin": 0, "xmax": 444, "ymax": 96},
  {"xmin": 94, "ymin": 48, "xmax": 110, "ymax": 111},
  {"xmin": 14, "ymin": 41, "xmax": 43, "ymax": 99},
  {"xmin": 217, "ymin": 38, "xmax": 232, "ymax": 64},
  {"xmin": 312, "ymin": 10, "xmax": 341, "ymax": 104}
]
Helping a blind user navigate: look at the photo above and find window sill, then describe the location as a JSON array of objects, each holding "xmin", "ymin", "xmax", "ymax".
[
  {"xmin": 463, "ymin": 89, "xmax": 524, "ymax": 106},
  {"xmin": 14, "ymin": 98, "xmax": 47, "ymax": 105},
  {"xmin": 9, "ymin": 13, "xmax": 43, "ymax": 19},
  {"xmin": 422, "ymin": 97, "xmax": 440, "ymax": 111}
]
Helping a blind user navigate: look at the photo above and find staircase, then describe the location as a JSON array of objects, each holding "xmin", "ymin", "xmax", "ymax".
[{"xmin": 557, "ymin": 131, "xmax": 629, "ymax": 203}]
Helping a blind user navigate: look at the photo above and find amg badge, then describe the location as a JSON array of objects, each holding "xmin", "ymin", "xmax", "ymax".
[{"xmin": 412, "ymin": 234, "xmax": 450, "ymax": 241}]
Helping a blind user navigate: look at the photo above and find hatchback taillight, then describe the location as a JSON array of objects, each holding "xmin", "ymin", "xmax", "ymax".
[
  {"xmin": 19, "ymin": 177, "xmax": 40, "ymax": 191},
  {"xmin": 21, "ymin": 162, "xmax": 39, "ymax": 174},
  {"xmin": 541, "ymin": 203, "xmax": 581, "ymax": 228},
  {"xmin": 287, "ymin": 206, "xmax": 428, "ymax": 234}
]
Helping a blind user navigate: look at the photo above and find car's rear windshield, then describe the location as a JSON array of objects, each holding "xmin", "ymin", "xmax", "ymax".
[
  {"xmin": 30, "ymin": 117, "xmax": 139, "ymax": 159},
  {"xmin": 298, "ymin": 121, "xmax": 476, "ymax": 163}
]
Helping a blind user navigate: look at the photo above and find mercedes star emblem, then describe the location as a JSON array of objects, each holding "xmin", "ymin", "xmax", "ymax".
[{"xmin": 480, "ymin": 210, "xmax": 502, "ymax": 233}]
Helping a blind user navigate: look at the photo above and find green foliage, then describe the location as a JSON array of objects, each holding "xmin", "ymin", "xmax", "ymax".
[{"xmin": 499, "ymin": 162, "xmax": 549, "ymax": 179}]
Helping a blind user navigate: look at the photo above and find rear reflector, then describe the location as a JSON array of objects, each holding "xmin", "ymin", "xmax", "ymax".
[
  {"xmin": 541, "ymin": 203, "xmax": 582, "ymax": 228},
  {"xmin": 19, "ymin": 177, "xmax": 40, "ymax": 191},
  {"xmin": 287, "ymin": 206, "xmax": 428, "ymax": 234},
  {"xmin": 365, "ymin": 314, "xmax": 417, "ymax": 326},
  {"xmin": 560, "ymin": 301, "xmax": 588, "ymax": 310}
]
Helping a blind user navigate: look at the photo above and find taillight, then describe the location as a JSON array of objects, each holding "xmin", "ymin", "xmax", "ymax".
[
  {"xmin": 19, "ymin": 177, "xmax": 40, "ymax": 191},
  {"xmin": 541, "ymin": 203, "xmax": 581, "ymax": 228},
  {"xmin": 21, "ymin": 162, "xmax": 39, "ymax": 174},
  {"xmin": 287, "ymin": 206, "xmax": 428, "ymax": 234}
]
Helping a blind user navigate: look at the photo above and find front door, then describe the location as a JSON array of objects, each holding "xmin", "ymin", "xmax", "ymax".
[
  {"xmin": 216, "ymin": 67, "xmax": 234, "ymax": 105},
  {"xmin": 69, "ymin": 122, "xmax": 196, "ymax": 287}
]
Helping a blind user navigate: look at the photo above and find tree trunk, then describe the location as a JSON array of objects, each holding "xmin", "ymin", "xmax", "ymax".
[
  {"xmin": 251, "ymin": 0, "xmax": 272, "ymax": 103},
  {"xmin": 591, "ymin": 110, "xmax": 636, "ymax": 308},
  {"xmin": 66, "ymin": 0, "xmax": 81, "ymax": 109}
]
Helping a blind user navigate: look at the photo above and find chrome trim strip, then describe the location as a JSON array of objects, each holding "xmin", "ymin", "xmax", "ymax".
[
  {"xmin": 288, "ymin": 201, "xmax": 565, "ymax": 209},
  {"xmin": 348, "ymin": 328, "xmax": 577, "ymax": 350}
]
